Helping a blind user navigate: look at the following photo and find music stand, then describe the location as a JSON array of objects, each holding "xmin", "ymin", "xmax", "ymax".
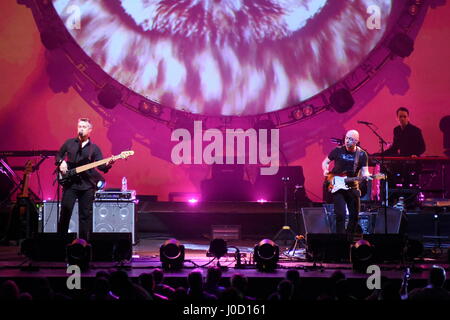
[{"xmin": 273, "ymin": 177, "xmax": 297, "ymax": 245}]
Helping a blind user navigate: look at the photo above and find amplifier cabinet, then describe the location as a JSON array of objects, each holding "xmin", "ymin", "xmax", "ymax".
[
  {"xmin": 93, "ymin": 201, "xmax": 136, "ymax": 244},
  {"xmin": 40, "ymin": 201, "xmax": 79, "ymax": 235}
]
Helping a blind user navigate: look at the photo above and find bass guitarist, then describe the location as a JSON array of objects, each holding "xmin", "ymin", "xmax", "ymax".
[
  {"xmin": 56, "ymin": 118, "xmax": 115, "ymax": 240},
  {"xmin": 322, "ymin": 130, "xmax": 371, "ymax": 235}
]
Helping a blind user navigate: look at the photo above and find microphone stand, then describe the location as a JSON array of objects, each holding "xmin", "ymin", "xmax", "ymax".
[
  {"xmin": 53, "ymin": 159, "xmax": 63, "ymax": 233},
  {"xmin": 273, "ymin": 176, "xmax": 297, "ymax": 246},
  {"xmin": 360, "ymin": 123, "xmax": 389, "ymax": 234}
]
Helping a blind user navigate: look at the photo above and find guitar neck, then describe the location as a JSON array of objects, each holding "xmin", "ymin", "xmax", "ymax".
[
  {"xmin": 19, "ymin": 175, "xmax": 31, "ymax": 197},
  {"xmin": 345, "ymin": 176, "xmax": 365, "ymax": 183},
  {"xmin": 75, "ymin": 156, "xmax": 114, "ymax": 174},
  {"xmin": 345, "ymin": 174, "xmax": 383, "ymax": 182}
]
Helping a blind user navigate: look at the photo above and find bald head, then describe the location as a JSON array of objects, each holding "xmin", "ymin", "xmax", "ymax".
[{"xmin": 345, "ymin": 130, "xmax": 359, "ymax": 149}]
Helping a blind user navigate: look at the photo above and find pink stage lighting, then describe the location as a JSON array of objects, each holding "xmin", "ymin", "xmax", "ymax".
[
  {"xmin": 257, "ymin": 199, "xmax": 268, "ymax": 203},
  {"xmin": 188, "ymin": 198, "xmax": 199, "ymax": 204}
]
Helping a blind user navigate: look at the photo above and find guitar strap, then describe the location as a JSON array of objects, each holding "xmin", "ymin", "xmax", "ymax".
[{"xmin": 352, "ymin": 146, "xmax": 360, "ymax": 176}]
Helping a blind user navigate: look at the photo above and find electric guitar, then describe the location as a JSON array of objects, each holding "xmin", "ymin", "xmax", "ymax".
[
  {"xmin": 58, "ymin": 150, "xmax": 134, "ymax": 187},
  {"xmin": 1, "ymin": 160, "xmax": 34, "ymax": 242},
  {"xmin": 326, "ymin": 173, "xmax": 386, "ymax": 194}
]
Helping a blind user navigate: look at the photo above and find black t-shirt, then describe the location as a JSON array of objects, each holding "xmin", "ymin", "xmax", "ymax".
[
  {"xmin": 328, "ymin": 146, "xmax": 368, "ymax": 187},
  {"xmin": 56, "ymin": 138, "xmax": 110, "ymax": 190},
  {"xmin": 384, "ymin": 123, "xmax": 426, "ymax": 156}
]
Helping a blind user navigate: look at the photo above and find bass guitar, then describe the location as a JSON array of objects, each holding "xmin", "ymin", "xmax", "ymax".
[
  {"xmin": 58, "ymin": 150, "xmax": 134, "ymax": 187},
  {"xmin": 326, "ymin": 173, "xmax": 385, "ymax": 194}
]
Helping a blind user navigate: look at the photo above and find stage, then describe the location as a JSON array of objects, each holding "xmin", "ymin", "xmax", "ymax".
[{"xmin": 1, "ymin": 227, "xmax": 448, "ymax": 301}]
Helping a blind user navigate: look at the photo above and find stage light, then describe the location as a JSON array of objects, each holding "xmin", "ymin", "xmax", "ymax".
[
  {"xmin": 302, "ymin": 105, "xmax": 314, "ymax": 117},
  {"xmin": 330, "ymin": 88, "xmax": 354, "ymax": 113},
  {"xmin": 388, "ymin": 33, "xmax": 414, "ymax": 58},
  {"xmin": 291, "ymin": 108, "xmax": 303, "ymax": 120},
  {"xmin": 98, "ymin": 84, "xmax": 122, "ymax": 109},
  {"xmin": 139, "ymin": 100, "xmax": 162, "ymax": 117},
  {"xmin": 257, "ymin": 199, "xmax": 268, "ymax": 203},
  {"xmin": 208, "ymin": 239, "xmax": 228, "ymax": 259},
  {"xmin": 188, "ymin": 198, "xmax": 199, "ymax": 204},
  {"xmin": 66, "ymin": 238, "xmax": 91, "ymax": 271},
  {"xmin": 253, "ymin": 239, "xmax": 279, "ymax": 271},
  {"xmin": 350, "ymin": 239, "xmax": 374, "ymax": 273},
  {"xmin": 408, "ymin": 4, "xmax": 419, "ymax": 15},
  {"xmin": 160, "ymin": 239, "xmax": 185, "ymax": 270}
]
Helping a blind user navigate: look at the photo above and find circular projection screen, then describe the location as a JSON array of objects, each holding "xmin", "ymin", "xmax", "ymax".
[{"xmin": 55, "ymin": 0, "xmax": 392, "ymax": 116}]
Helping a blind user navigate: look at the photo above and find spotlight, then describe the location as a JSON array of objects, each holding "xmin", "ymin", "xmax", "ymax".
[
  {"xmin": 66, "ymin": 238, "xmax": 91, "ymax": 271},
  {"xmin": 208, "ymin": 239, "xmax": 228, "ymax": 259},
  {"xmin": 408, "ymin": 4, "xmax": 419, "ymax": 15},
  {"xmin": 388, "ymin": 33, "xmax": 414, "ymax": 58},
  {"xmin": 350, "ymin": 239, "xmax": 374, "ymax": 273},
  {"xmin": 253, "ymin": 239, "xmax": 279, "ymax": 271},
  {"xmin": 291, "ymin": 108, "xmax": 303, "ymax": 120},
  {"xmin": 160, "ymin": 239, "xmax": 185, "ymax": 270},
  {"xmin": 187, "ymin": 198, "xmax": 199, "ymax": 205},
  {"xmin": 330, "ymin": 88, "xmax": 354, "ymax": 113},
  {"xmin": 98, "ymin": 84, "xmax": 122, "ymax": 109},
  {"xmin": 139, "ymin": 100, "xmax": 162, "ymax": 117},
  {"xmin": 302, "ymin": 105, "xmax": 314, "ymax": 117}
]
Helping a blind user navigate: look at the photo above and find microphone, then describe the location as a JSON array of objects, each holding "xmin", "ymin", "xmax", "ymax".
[
  {"xmin": 78, "ymin": 131, "xmax": 83, "ymax": 137},
  {"xmin": 357, "ymin": 120, "xmax": 373, "ymax": 125}
]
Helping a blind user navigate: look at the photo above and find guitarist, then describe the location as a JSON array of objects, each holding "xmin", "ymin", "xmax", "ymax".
[
  {"xmin": 321, "ymin": 130, "xmax": 371, "ymax": 235},
  {"xmin": 56, "ymin": 118, "xmax": 115, "ymax": 240}
]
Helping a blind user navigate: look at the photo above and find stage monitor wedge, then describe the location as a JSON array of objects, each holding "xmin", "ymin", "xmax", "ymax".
[
  {"xmin": 301, "ymin": 207, "xmax": 331, "ymax": 234},
  {"xmin": 374, "ymin": 207, "xmax": 403, "ymax": 234}
]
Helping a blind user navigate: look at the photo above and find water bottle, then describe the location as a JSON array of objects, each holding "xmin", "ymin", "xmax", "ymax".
[{"xmin": 121, "ymin": 177, "xmax": 127, "ymax": 192}]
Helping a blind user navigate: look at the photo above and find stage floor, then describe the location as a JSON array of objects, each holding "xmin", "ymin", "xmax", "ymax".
[{"xmin": 0, "ymin": 235, "xmax": 448, "ymax": 281}]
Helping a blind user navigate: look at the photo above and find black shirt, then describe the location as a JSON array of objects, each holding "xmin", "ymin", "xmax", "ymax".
[
  {"xmin": 328, "ymin": 146, "xmax": 368, "ymax": 188},
  {"xmin": 56, "ymin": 138, "xmax": 110, "ymax": 190},
  {"xmin": 384, "ymin": 123, "xmax": 426, "ymax": 156}
]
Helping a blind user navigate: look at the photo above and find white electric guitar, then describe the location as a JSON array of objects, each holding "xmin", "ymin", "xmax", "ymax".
[{"xmin": 327, "ymin": 173, "xmax": 386, "ymax": 193}]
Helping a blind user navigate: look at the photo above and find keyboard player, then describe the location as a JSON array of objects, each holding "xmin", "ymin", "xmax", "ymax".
[
  {"xmin": 383, "ymin": 107, "xmax": 426, "ymax": 157},
  {"xmin": 378, "ymin": 107, "xmax": 426, "ymax": 189}
]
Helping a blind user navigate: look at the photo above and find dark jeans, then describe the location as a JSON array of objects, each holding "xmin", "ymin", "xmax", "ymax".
[
  {"xmin": 333, "ymin": 188, "xmax": 361, "ymax": 234},
  {"xmin": 58, "ymin": 188, "xmax": 95, "ymax": 240}
]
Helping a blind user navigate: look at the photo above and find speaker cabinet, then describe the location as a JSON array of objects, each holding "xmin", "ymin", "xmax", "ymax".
[
  {"xmin": 20, "ymin": 233, "xmax": 77, "ymax": 261},
  {"xmin": 306, "ymin": 233, "xmax": 351, "ymax": 262},
  {"xmin": 93, "ymin": 201, "xmax": 136, "ymax": 244},
  {"xmin": 40, "ymin": 201, "xmax": 79, "ymax": 235},
  {"xmin": 301, "ymin": 207, "xmax": 330, "ymax": 234},
  {"xmin": 88, "ymin": 232, "xmax": 132, "ymax": 261},
  {"xmin": 363, "ymin": 234, "xmax": 407, "ymax": 262},
  {"xmin": 374, "ymin": 207, "xmax": 403, "ymax": 233}
]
